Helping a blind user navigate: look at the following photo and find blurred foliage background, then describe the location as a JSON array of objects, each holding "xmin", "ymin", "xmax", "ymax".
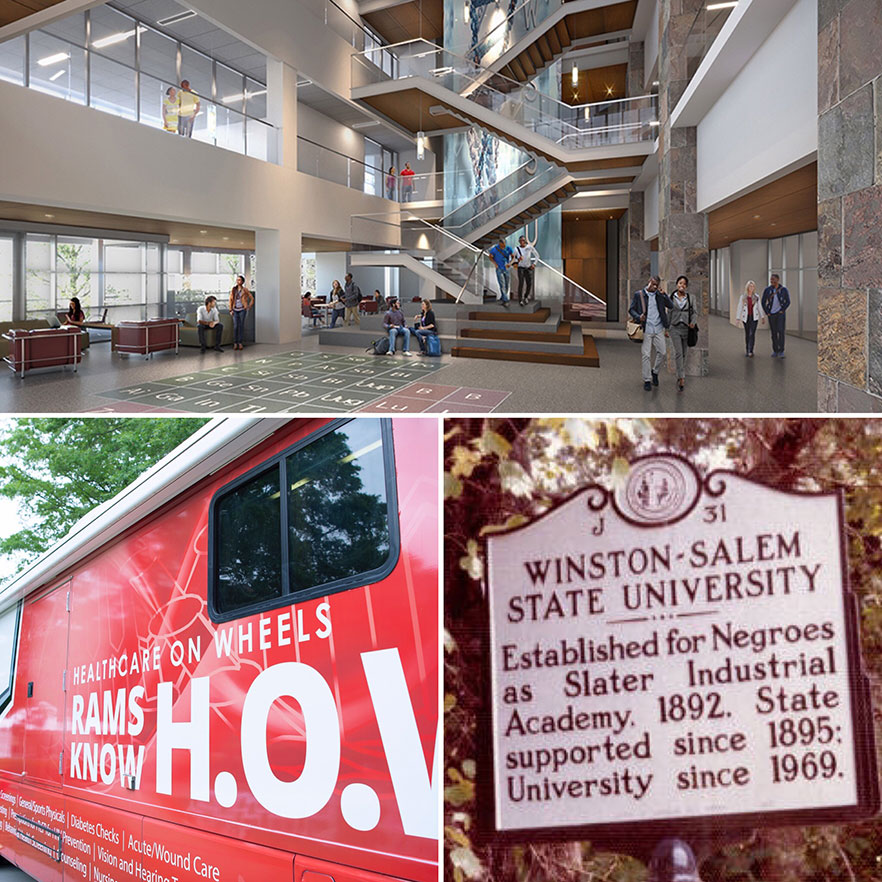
[{"xmin": 444, "ymin": 418, "xmax": 882, "ymax": 882}]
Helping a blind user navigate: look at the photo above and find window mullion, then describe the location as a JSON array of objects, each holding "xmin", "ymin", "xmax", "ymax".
[{"xmin": 279, "ymin": 457, "xmax": 290, "ymax": 596}]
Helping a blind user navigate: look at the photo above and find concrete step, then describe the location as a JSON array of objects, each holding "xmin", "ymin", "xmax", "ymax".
[
  {"xmin": 466, "ymin": 307, "xmax": 552, "ymax": 323},
  {"xmin": 317, "ymin": 325, "xmax": 456, "ymax": 353}
]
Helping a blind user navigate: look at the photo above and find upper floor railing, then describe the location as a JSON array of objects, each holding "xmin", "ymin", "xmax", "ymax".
[
  {"xmin": 0, "ymin": 26, "xmax": 275, "ymax": 161},
  {"xmin": 352, "ymin": 39, "xmax": 658, "ymax": 149}
]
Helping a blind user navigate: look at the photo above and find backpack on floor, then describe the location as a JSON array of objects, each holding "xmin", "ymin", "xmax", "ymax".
[
  {"xmin": 368, "ymin": 337, "xmax": 390, "ymax": 355},
  {"xmin": 425, "ymin": 334, "xmax": 441, "ymax": 357}
]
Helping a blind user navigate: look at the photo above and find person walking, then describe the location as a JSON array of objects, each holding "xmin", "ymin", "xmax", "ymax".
[
  {"xmin": 668, "ymin": 275, "xmax": 696, "ymax": 393},
  {"xmin": 385, "ymin": 166, "xmax": 397, "ymax": 201},
  {"xmin": 488, "ymin": 238, "xmax": 514, "ymax": 306},
  {"xmin": 328, "ymin": 280, "xmax": 345, "ymax": 328},
  {"xmin": 177, "ymin": 80, "xmax": 200, "ymax": 138},
  {"xmin": 400, "ymin": 162, "xmax": 415, "ymax": 202},
  {"xmin": 629, "ymin": 275, "xmax": 673, "ymax": 391},
  {"xmin": 761, "ymin": 273, "xmax": 790, "ymax": 358},
  {"xmin": 343, "ymin": 273, "xmax": 362, "ymax": 326},
  {"xmin": 514, "ymin": 235, "xmax": 539, "ymax": 305},
  {"xmin": 383, "ymin": 298, "xmax": 412, "ymax": 355},
  {"xmin": 162, "ymin": 86, "xmax": 180, "ymax": 133},
  {"xmin": 736, "ymin": 280, "xmax": 764, "ymax": 357},
  {"xmin": 228, "ymin": 274, "xmax": 253, "ymax": 350},
  {"xmin": 413, "ymin": 298, "xmax": 437, "ymax": 354}
]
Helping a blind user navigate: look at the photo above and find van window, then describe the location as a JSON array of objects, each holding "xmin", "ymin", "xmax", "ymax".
[
  {"xmin": 0, "ymin": 604, "xmax": 19, "ymax": 712},
  {"xmin": 286, "ymin": 419, "xmax": 391, "ymax": 593},
  {"xmin": 209, "ymin": 418, "xmax": 397, "ymax": 621},
  {"xmin": 215, "ymin": 464, "xmax": 283, "ymax": 614}
]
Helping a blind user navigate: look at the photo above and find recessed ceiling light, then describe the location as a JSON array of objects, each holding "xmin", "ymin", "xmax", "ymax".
[
  {"xmin": 37, "ymin": 52, "xmax": 69, "ymax": 67},
  {"xmin": 44, "ymin": 213, "xmax": 55, "ymax": 218},
  {"xmin": 753, "ymin": 214, "xmax": 761, "ymax": 219},
  {"xmin": 157, "ymin": 10, "xmax": 196, "ymax": 26},
  {"xmin": 92, "ymin": 27, "xmax": 146, "ymax": 49},
  {"xmin": 49, "ymin": 70, "xmax": 65, "ymax": 82},
  {"xmin": 707, "ymin": 2, "xmax": 738, "ymax": 9},
  {"xmin": 200, "ymin": 230, "xmax": 207, "ymax": 234}
]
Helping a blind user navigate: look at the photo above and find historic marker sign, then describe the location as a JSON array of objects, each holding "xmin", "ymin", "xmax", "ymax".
[{"xmin": 483, "ymin": 455, "xmax": 878, "ymax": 841}]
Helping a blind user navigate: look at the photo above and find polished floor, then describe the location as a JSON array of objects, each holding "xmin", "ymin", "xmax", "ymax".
[{"xmin": 0, "ymin": 315, "xmax": 816, "ymax": 414}]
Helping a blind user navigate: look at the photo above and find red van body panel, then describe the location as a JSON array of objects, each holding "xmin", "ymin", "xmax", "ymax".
[{"xmin": 0, "ymin": 418, "xmax": 439, "ymax": 882}]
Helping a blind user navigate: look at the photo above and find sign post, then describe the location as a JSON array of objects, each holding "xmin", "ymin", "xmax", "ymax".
[{"xmin": 482, "ymin": 455, "xmax": 878, "ymax": 851}]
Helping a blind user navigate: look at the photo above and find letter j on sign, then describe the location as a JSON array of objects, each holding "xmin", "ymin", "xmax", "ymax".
[{"xmin": 481, "ymin": 454, "xmax": 879, "ymax": 846}]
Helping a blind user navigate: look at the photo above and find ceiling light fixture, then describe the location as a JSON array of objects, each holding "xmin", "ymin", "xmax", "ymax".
[
  {"xmin": 706, "ymin": 1, "xmax": 737, "ymax": 9},
  {"xmin": 416, "ymin": 130, "xmax": 425, "ymax": 160},
  {"xmin": 157, "ymin": 10, "xmax": 197, "ymax": 26},
  {"xmin": 200, "ymin": 229, "xmax": 207, "ymax": 234},
  {"xmin": 606, "ymin": 85, "xmax": 614, "ymax": 96},
  {"xmin": 584, "ymin": 106, "xmax": 590, "ymax": 120},
  {"xmin": 49, "ymin": 69, "xmax": 65, "ymax": 82},
  {"xmin": 571, "ymin": 63, "xmax": 579, "ymax": 87},
  {"xmin": 92, "ymin": 26, "xmax": 146, "ymax": 49},
  {"xmin": 37, "ymin": 52, "xmax": 70, "ymax": 67},
  {"xmin": 44, "ymin": 213, "xmax": 55, "ymax": 218}
]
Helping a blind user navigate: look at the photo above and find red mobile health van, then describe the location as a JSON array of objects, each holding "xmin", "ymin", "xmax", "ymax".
[{"xmin": 0, "ymin": 417, "xmax": 439, "ymax": 882}]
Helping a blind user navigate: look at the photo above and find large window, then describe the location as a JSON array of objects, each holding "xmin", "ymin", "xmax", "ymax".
[
  {"xmin": 0, "ymin": 604, "xmax": 20, "ymax": 714},
  {"xmin": 23, "ymin": 233, "xmax": 163, "ymax": 321},
  {"xmin": 167, "ymin": 248, "xmax": 252, "ymax": 310},
  {"xmin": 0, "ymin": 237, "xmax": 13, "ymax": 322},
  {"xmin": 209, "ymin": 419, "xmax": 398, "ymax": 621}
]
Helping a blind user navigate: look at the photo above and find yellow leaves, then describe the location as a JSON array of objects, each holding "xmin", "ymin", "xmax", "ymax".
[
  {"xmin": 459, "ymin": 539, "xmax": 482, "ymax": 581},
  {"xmin": 450, "ymin": 445, "xmax": 483, "ymax": 479},
  {"xmin": 444, "ymin": 692, "xmax": 457, "ymax": 713},
  {"xmin": 479, "ymin": 513, "xmax": 528, "ymax": 536},
  {"xmin": 449, "ymin": 846, "xmax": 483, "ymax": 880},
  {"xmin": 445, "ymin": 825, "xmax": 471, "ymax": 848},
  {"xmin": 477, "ymin": 429, "xmax": 512, "ymax": 458},
  {"xmin": 445, "ymin": 766, "xmax": 475, "ymax": 807},
  {"xmin": 445, "ymin": 472, "xmax": 464, "ymax": 499},
  {"xmin": 611, "ymin": 456, "xmax": 631, "ymax": 488}
]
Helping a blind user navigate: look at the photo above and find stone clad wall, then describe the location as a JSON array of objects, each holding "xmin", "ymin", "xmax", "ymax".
[
  {"xmin": 817, "ymin": 0, "xmax": 882, "ymax": 411},
  {"xmin": 658, "ymin": 0, "xmax": 709, "ymax": 376}
]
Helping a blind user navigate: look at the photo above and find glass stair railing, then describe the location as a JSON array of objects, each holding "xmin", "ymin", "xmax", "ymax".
[
  {"xmin": 351, "ymin": 212, "xmax": 503, "ymax": 303},
  {"xmin": 352, "ymin": 39, "xmax": 658, "ymax": 151},
  {"xmin": 440, "ymin": 159, "xmax": 566, "ymax": 242}
]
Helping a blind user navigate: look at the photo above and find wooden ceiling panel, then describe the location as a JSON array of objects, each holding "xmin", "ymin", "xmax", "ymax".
[
  {"xmin": 567, "ymin": 1, "xmax": 637, "ymax": 40},
  {"xmin": 562, "ymin": 63, "xmax": 627, "ymax": 104},
  {"xmin": 362, "ymin": 0, "xmax": 443, "ymax": 44},
  {"xmin": 0, "ymin": 0, "xmax": 64, "ymax": 28},
  {"xmin": 708, "ymin": 162, "xmax": 817, "ymax": 250}
]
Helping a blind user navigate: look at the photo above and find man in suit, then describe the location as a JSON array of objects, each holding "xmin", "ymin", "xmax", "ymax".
[
  {"xmin": 761, "ymin": 273, "xmax": 790, "ymax": 358},
  {"xmin": 629, "ymin": 275, "xmax": 674, "ymax": 391}
]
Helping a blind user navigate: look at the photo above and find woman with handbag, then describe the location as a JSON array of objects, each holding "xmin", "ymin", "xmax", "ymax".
[
  {"xmin": 669, "ymin": 274, "xmax": 697, "ymax": 393},
  {"xmin": 735, "ymin": 280, "xmax": 764, "ymax": 357}
]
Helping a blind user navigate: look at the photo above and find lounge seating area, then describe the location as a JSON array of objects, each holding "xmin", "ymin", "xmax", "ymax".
[{"xmin": 3, "ymin": 326, "xmax": 83, "ymax": 377}]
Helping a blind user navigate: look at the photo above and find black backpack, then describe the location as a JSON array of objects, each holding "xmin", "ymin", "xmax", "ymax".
[{"xmin": 368, "ymin": 337, "xmax": 390, "ymax": 355}]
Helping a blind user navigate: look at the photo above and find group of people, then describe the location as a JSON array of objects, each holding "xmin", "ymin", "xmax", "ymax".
[
  {"xmin": 488, "ymin": 236, "xmax": 540, "ymax": 307},
  {"xmin": 629, "ymin": 273, "xmax": 791, "ymax": 393},
  {"xmin": 385, "ymin": 163, "xmax": 416, "ymax": 202},
  {"xmin": 162, "ymin": 80, "xmax": 202, "ymax": 138},
  {"xmin": 197, "ymin": 276, "xmax": 254, "ymax": 352},
  {"xmin": 382, "ymin": 298, "xmax": 437, "ymax": 356}
]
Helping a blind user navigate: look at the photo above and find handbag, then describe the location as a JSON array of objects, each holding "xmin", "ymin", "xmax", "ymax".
[
  {"xmin": 627, "ymin": 291, "xmax": 645, "ymax": 343},
  {"xmin": 687, "ymin": 295, "xmax": 699, "ymax": 347}
]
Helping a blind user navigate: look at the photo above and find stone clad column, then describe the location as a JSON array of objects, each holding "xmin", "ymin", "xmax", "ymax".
[
  {"xmin": 620, "ymin": 42, "xmax": 652, "ymax": 321},
  {"xmin": 657, "ymin": 0, "xmax": 709, "ymax": 376},
  {"xmin": 817, "ymin": 0, "xmax": 882, "ymax": 411}
]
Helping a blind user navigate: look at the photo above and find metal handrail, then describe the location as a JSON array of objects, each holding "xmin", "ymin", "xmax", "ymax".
[{"xmin": 455, "ymin": 249, "xmax": 486, "ymax": 304}]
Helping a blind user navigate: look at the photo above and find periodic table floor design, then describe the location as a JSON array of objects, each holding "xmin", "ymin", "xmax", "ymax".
[{"xmin": 93, "ymin": 350, "xmax": 511, "ymax": 414}]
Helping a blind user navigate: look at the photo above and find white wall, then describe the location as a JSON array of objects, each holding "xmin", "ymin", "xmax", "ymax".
[
  {"xmin": 644, "ymin": 175, "xmax": 659, "ymax": 240},
  {"xmin": 695, "ymin": 0, "xmax": 817, "ymax": 212},
  {"xmin": 314, "ymin": 252, "xmax": 348, "ymax": 296}
]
